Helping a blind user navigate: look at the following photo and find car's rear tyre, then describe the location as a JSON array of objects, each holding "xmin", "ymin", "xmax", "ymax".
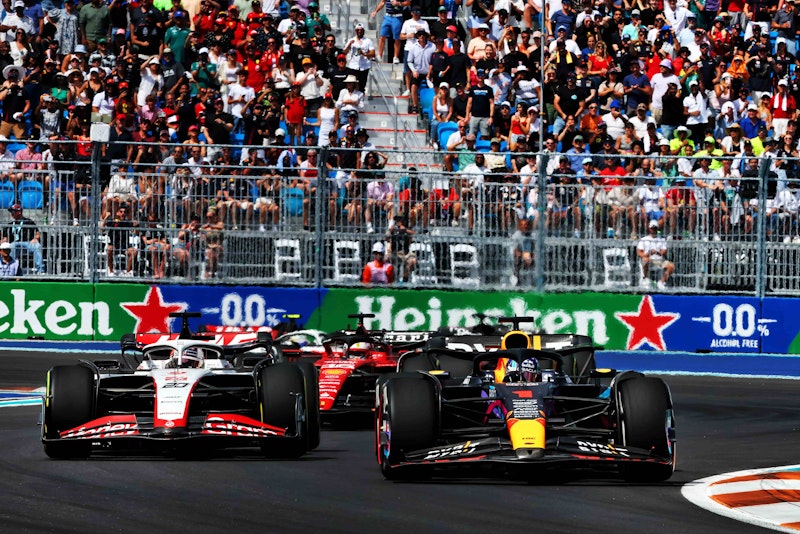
[
  {"xmin": 43, "ymin": 365, "xmax": 94, "ymax": 459},
  {"xmin": 376, "ymin": 374, "xmax": 437, "ymax": 480},
  {"xmin": 297, "ymin": 361, "xmax": 320, "ymax": 451},
  {"xmin": 616, "ymin": 376, "xmax": 675, "ymax": 482},
  {"xmin": 258, "ymin": 363, "xmax": 308, "ymax": 458}
]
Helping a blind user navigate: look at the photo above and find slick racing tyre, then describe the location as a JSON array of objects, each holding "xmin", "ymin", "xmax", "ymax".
[
  {"xmin": 259, "ymin": 363, "xmax": 308, "ymax": 458},
  {"xmin": 616, "ymin": 376, "xmax": 675, "ymax": 482},
  {"xmin": 43, "ymin": 365, "xmax": 95, "ymax": 459},
  {"xmin": 297, "ymin": 361, "xmax": 321, "ymax": 451},
  {"xmin": 376, "ymin": 373, "xmax": 438, "ymax": 480}
]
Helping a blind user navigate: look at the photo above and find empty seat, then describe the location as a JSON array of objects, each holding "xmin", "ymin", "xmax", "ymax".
[
  {"xmin": 18, "ymin": 180, "xmax": 44, "ymax": 210},
  {"xmin": 0, "ymin": 180, "xmax": 13, "ymax": 209},
  {"xmin": 450, "ymin": 243, "xmax": 480, "ymax": 287},
  {"xmin": 274, "ymin": 238, "xmax": 302, "ymax": 280},
  {"xmin": 602, "ymin": 247, "xmax": 632, "ymax": 288},
  {"xmin": 333, "ymin": 240, "xmax": 362, "ymax": 282},
  {"xmin": 408, "ymin": 241, "xmax": 437, "ymax": 283}
]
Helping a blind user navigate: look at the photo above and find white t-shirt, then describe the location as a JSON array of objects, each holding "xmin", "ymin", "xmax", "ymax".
[
  {"xmin": 400, "ymin": 18, "xmax": 430, "ymax": 51},
  {"xmin": 650, "ymin": 73, "xmax": 680, "ymax": 110},
  {"xmin": 227, "ymin": 83, "xmax": 255, "ymax": 119}
]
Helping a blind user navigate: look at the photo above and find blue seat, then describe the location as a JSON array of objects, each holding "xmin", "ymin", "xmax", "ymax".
[
  {"xmin": 0, "ymin": 180, "xmax": 13, "ymax": 209},
  {"xmin": 419, "ymin": 87, "xmax": 435, "ymax": 119},
  {"xmin": 7, "ymin": 142, "xmax": 23, "ymax": 155},
  {"xmin": 18, "ymin": 180, "xmax": 43, "ymax": 209},
  {"xmin": 281, "ymin": 187, "xmax": 304, "ymax": 217},
  {"xmin": 475, "ymin": 140, "xmax": 491, "ymax": 152},
  {"xmin": 437, "ymin": 121, "xmax": 458, "ymax": 147}
]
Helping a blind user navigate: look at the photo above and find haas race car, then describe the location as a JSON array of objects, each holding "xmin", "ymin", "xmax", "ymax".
[
  {"xmin": 375, "ymin": 318, "xmax": 676, "ymax": 481},
  {"xmin": 41, "ymin": 313, "xmax": 320, "ymax": 459}
]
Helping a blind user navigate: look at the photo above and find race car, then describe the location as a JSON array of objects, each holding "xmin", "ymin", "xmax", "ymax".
[
  {"xmin": 41, "ymin": 313, "xmax": 320, "ymax": 459},
  {"xmin": 375, "ymin": 326, "xmax": 676, "ymax": 482},
  {"xmin": 311, "ymin": 314, "xmax": 429, "ymax": 418}
]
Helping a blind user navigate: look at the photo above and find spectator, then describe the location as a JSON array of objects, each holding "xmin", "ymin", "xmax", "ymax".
[
  {"xmin": 0, "ymin": 64, "xmax": 28, "ymax": 139},
  {"xmin": 466, "ymin": 68, "xmax": 494, "ymax": 138},
  {"xmin": 4, "ymin": 203, "xmax": 43, "ymax": 274},
  {"xmin": 407, "ymin": 29, "xmax": 435, "ymax": 114},
  {"xmin": 343, "ymin": 22, "xmax": 375, "ymax": 92},
  {"xmin": 371, "ymin": 0, "xmax": 404, "ymax": 64},
  {"xmin": 201, "ymin": 208, "xmax": 224, "ymax": 278},
  {"xmin": 0, "ymin": 241, "xmax": 18, "ymax": 277},
  {"xmin": 430, "ymin": 82, "xmax": 453, "ymax": 148},
  {"xmin": 362, "ymin": 241, "xmax": 394, "ymax": 285},
  {"xmin": 296, "ymin": 57, "xmax": 324, "ymax": 116},
  {"xmin": 386, "ymin": 214, "xmax": 416, "ymax": 282},
  {"xmin": 336, "ymin": 75, "xmax": 365, "ymax": 120},
  {"xmin": 46, "ymin": 0, "xmax": 80, "ymax": 57},
  {"xmin": 101, "ymin": 203, "xmax": 138, "ymax": 277},
  {"xmin": 511, "ymin": 215, "xmax": 534, "ymax": 285},
  {"xmin": 637, "ymin": 219, "xmax": 675, "ymax": 289},
  {"xmin": 602, "ymin": 100, "xmax": 626, "ymax": 140}
]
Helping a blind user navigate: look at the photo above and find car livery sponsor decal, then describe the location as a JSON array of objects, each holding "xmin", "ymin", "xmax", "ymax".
[
  {"xmin": 318, "ymin": 362, "xmax": 356, "ymax": 410},
  {"xmin": 201, "ymin": 414, "xmax": 286, "ymax": 437},
  {"xmin": 575, "ymin": 440, "xmax": 631, "ymax": 457},
  {"xmin": 61, "ymin": 415, "xmax": 139, "ymax": 439},
  {"xmin": 423, "ymin": 441, "xmax": 480, "ymax": 461}
]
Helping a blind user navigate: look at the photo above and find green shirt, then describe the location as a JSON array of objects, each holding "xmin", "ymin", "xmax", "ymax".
[
  {"xmin": 79, "ymin": 3, "xmax": 110, "ymax": 42},
  {"xmin": 164, "ymin": 26, "xmax": 190, "ymax": 65}
]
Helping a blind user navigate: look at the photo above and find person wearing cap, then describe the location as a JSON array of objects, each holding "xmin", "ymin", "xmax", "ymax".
[
  {"xmin": 344, "ymin": 22, "xmax": 375, "ymax": 92},
  {"xmin": 371, "ymin": 0, "xmax": 408, "ymax": 64},
  {"xmin": 466, "ymin": 22, "xmax": 492, "ymax": 62},
  {"xmin": 649, "ymin": 58, "xmax": 680, "ymax": 125},
  {"xmin": 637, "ymin": 219, "xmax": 674, "ymax": 289},
  {"xmin": 770, "ymin": 78, "xmax": 796, "ymax": 138},
  {"xmin": 0, "ymin": 239, "xmax": 17, "ymax": 277},
  {"xmin": 1, "ymin": 1, "xmax": 34, "ymax": 45},
  {"xmin": 407, "ymin": 29, "xmax": 435, "ymax": 114},
  {"xmin": 467, "ymin": 0, "xmax": 493, "ymax": 38},
  {"xmin": 738, "ymin": 101, "xmax": 767, "ymax": 139},
  {"xmin": 669, "ymin": 125, "xmax": 695, "ymax": 156},
  {"xmin": 429, "ymin": 5, "xmax": 460, "ymax": 42},
  {"xmin": 164, "ymin": 11, "xmax": 191, "ymax": 64},
  {"xmin": 399, "ymin": 7, "xmax": 430, "ymax": 96},
  {"xmin": 296, "ymin": 56, "xmax": 324, "ymax": 115},
  {"xmin": 0, "ymin": 64, "xmax": 28, "ymax": 140},
  {"xmin": 4, "ymin": 203, "xmax": 43, "ymax": 273},
  {"xmin": 682, "ymin": 79, "xmax": 708, "ymax": 144},
  {"xmin": 160, "ymin": 47, "xmax": 187, "ymax": 96},
  {"xmin": 362, "ymin": 241, "xmax": 395, "ymax": 285},
  {"xmin": 336, "ymin": 74, "xmax": 366, "ymax": 119}
]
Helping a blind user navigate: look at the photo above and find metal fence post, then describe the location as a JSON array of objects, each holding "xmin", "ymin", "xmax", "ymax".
[
  {"xmin": 755, "ymin": 158, "xmax": 771, "ymax": 298},
  {"xmin": 316, "ymin": 146, "xmax": 328, "ymax": 288},
  {"xmin": 535, "ymin": 152, "xmax": 549, "ymax": 292}
]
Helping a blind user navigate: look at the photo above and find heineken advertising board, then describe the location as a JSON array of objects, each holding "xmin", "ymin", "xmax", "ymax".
[{"xmin": 0, "ymin": 283, "xmax": 795, "ymax": 354}]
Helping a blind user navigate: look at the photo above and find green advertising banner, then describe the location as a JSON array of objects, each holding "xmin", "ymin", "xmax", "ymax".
[
  {"xmin": 310, "ymin": 289, "xmax": 643, "ymax": 350},
  {"xmin": 0, "ymin": 282, "xmax": 102, "ymax": 340}
]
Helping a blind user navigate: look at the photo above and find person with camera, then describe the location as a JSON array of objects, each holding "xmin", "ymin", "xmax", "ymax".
[
  {"xmin": 0, "ymin": 65, "xmax": 29, "ymax": 139},
  {"xmin": 343, "ymin": 22, "xmax": 375, "ymax": 92}
]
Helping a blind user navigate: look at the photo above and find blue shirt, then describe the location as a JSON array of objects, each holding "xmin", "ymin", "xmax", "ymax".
[
  {"xmin": 738, "ymin": 116, "xmax": 766, "ymax": 139},
  {"xmin": 622, "ymin": 72, "xmax": 650, "ymax": 109}
]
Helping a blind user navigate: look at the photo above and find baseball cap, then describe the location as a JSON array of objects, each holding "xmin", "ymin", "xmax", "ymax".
[
  {"xmin": 779, "ymin": 78, "xmax": 789, "ymax": 86},
  {"xmin": 275, "ymin": 127, "xmax": 286, "ymax": 137},
  {"xmin": 372, "ymin": 242, "xmax": 385, "ymax": 253},
  {"xmin": 0, "ymin": 242, "xmax": 10, "ymax": 250},
  {"xmin": 302, "ymin": 57, "xmax": 313, "ymax": 65},
  {"xmin": 198, "ymin": 47, "xmax": 209, "ymax": 55},
  {"xmin": 747, "ymin": 103, "xmax": 758, "ymax": 111},
  {"xmin": 582, "ymin": 157, "xmax": 593, "ymax": 165},
  {"xmin": 610, "ymin": 100, "xmax": 621, "ymax": 109},
  {"xmin": 660, "ymin": 58, "xmax": 673, "ymax": 69},
  {"xmin": 649, "ymin": 220, "xmax": 659, "ymax": 229},
  {"xmin": 500, "ymin": 101, "xmax": 511, "ymax": 107},
  {"xmin": 631, "ymin": 8, "xmax": 640, "ymax": 15},
  {"xmin": 446, "ymin": 25, "xmax": 457, "ymax": 32},
  {"xmin": 704, "ymin": 136, "xmax": 716, "ymax": 144}
]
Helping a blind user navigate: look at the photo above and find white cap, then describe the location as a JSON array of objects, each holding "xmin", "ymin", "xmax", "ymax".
[
  {"xmin": 779, "ymin": 78, "xmax": 789, "ymax": 86},
  {"xmin": 12, "ymin": 0, "xmax": 23, "ymax": 8},
  {"xmin": 0, "ymin": 242, "xmax": 10, "ymax": 250},
  {"xmin": 89, "ymin": 67, "xmax": 100, "ymax": 74},
  {"xmin": 372, "ymin": 242, "xmax": 385, "ymax": 253},
  {"xmin": 649, "ymin": 220, "xmax": 659, "ymax": 228},
  {"xmin": 167, "ymin": 115, "xmax": 178, "ymax": 123},
  {"xmin": 658, "ymin": 138, "xmax": 670, "ymax": 146},
  {"xmin": 688, "ymin": 80, "xmax": 698, "ymax": 87},
  {"xmin": 660, "ymin": 59, "xmax": 672, "ymax": 68},
  {"xmin": 275, "ymin": 128, "xmax": 286, "ymax": 137},
  {"xmin": 74, "ymin": 44, "xmax": 86, "ymax": 53},
  {"xmin": 747, "ymin": 103, "xmax": 758, "ymax": 111},
  {"xmin": 439, "ymin": 81, "xmax": 449, "ymax": 89},
  {"xmin": 198, "ymin": 47, "xmax": 209, "ymax": 55},
  {"xmin": 354, "ymin": 22, "xmax": 365, "ymax": 30},
  {"xmin": 516, "ymin": 65, "xmax": 528, "ymax": 72}
]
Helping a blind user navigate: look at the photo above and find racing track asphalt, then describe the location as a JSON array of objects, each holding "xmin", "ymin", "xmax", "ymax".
[{"xmin": 1, "ymin": 349, "xmax": 798, "ymax": 534}]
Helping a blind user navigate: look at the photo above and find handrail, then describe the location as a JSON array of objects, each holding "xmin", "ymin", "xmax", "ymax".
[
  {"xmin": 333, "ymin": 0, "xmax": 351, "ymax": 37},
  {"xmin": 367, "ymin": 59, "xmax": 399, "ymax": 137}
]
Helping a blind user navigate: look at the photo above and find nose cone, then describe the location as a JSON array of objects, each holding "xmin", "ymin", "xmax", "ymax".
[{"xmin": 516, "ymin": 448, "xmax": 545, "ymax": 460}]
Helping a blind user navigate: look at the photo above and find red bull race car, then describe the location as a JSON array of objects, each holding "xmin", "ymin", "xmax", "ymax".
[
  {"xmin": 375, "ymin": 321, "xmax": 676, "ymax": 482},
  {"xmin": 41, "ymin": 313, "xmax": 320, "ymax": 459}
]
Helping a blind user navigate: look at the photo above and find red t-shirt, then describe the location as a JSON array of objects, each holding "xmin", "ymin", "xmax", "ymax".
[{"xmin": 284, "ymin": 95, "xmax": 307, "ymax": 124}]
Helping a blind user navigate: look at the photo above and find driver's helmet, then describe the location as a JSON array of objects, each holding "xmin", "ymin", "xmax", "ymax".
[
  {"xmin": 504, "ymin": 359, "xmax": 520, "ymax": 382},
  {"xmin": 521, "ymin": 357, "xmax": 541, "ymax": 382},
  {"xmin": 349, "ymin": 341, "xmax": 371, "ymax": 358},
  {"xmin": 176, "ymin": 346, "xmax": 204, "ymax": 368}
]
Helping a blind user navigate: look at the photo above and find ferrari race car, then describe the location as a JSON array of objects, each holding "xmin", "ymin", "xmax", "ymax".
[
  {"xmin": 41, "ymin": 313, "xmax": 320, "ymax": 459},
  {"xmin": 309, "ymin": 314, "xmax": 429, "ymax": 417},
  {"xmin": 375, "ymin": 324, "xmax": 676, "ymax": 482}
]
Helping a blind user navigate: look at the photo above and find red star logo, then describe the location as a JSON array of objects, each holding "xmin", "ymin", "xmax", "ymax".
[
  {"xmin": 615, "ymin": 295, "xmax": 680, "ymax": 351},
  {"xmin": 121, "ymin": 286, "xmax": 186, "ymax": 334}
]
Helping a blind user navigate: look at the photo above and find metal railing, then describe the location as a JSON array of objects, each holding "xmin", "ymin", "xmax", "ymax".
[{"xmin": 1, "ymin": 139, "xmax": 798, "ymax": 296}]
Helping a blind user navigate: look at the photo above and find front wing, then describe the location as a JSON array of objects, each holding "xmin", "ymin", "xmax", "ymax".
[
  {"xmin": 43, "ymin": 413, "xmax": 291, "ymax": 443},
  {"xmin": 389, "ymin": 436, "xmax": 673, "ymax": 470}
]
